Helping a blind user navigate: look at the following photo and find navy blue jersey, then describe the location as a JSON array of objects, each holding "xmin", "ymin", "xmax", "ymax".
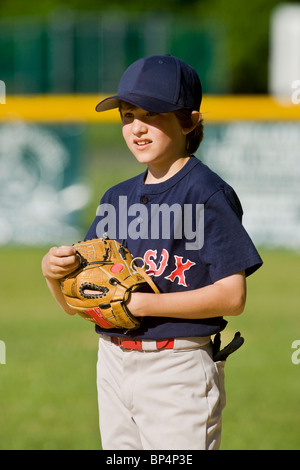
[{"xmin": 85, "ymin": 156, "xmax": 262, "ymax": 339}]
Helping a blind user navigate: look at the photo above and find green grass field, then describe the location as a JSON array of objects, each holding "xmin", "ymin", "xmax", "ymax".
[
  {"xmin": 1, "ymin": 124, "xmax": 299, "ymax": 450},
  {"xmin": 0, "ymin": 247, "xmax": 299, "ymax": 450}
]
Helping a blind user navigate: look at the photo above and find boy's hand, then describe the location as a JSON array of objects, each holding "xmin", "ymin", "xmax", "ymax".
[{"xmin": 42, "ymin": 245, "xmax": 80, "ymax": 280}]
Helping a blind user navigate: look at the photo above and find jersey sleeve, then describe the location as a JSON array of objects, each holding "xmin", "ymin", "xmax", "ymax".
[{"xmin": 201, "ymin": 188, "xmax": 263, "ymax": 282}]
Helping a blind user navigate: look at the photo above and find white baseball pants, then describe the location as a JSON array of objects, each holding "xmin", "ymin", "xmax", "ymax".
[{"xmin": 96, "ymin": 334, "xmax": 226, "ymax": 450}]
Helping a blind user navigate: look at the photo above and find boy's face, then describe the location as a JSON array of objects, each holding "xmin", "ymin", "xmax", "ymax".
[{"xmin": 120, "ymin": 102, "xmax": 188, "ymax": 169}]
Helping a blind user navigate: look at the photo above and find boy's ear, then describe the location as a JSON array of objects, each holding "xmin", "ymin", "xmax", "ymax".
[{"xmin": 182, "ymin": 111, "xmax": 202, "ymax": 135}]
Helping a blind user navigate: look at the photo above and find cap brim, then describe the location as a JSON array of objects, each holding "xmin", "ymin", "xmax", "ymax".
[
  {"xmin": 95, "ymin": 96, "xmax": 121, "ymax": 112},
  {"xmin": 95, "ymin": 93, "xmax": 184, "ymax": 113}
]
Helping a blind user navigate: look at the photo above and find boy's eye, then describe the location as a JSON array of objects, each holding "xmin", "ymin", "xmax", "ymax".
[{"xmin": 121, "ymin": 110, "xmax": 160, "ymax": 120}]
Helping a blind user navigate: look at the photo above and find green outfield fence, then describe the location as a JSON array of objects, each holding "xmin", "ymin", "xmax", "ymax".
[{"xmin": 0, "ymin": 10, "xmax": 229, "ymax": 96}]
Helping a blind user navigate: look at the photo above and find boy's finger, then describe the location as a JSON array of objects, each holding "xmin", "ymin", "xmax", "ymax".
[
  {"xmin": 51, "ymin": 245, "xmax": 77, "ymax": 257},
  {"xmin": 57, "ymin": 253, "xmax": 79, "ymax": 267}
]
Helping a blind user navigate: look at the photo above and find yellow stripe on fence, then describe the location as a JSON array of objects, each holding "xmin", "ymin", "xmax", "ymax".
[{"xmin": 1, "ymin": 94, "xmax": 300, "ymax": 122}]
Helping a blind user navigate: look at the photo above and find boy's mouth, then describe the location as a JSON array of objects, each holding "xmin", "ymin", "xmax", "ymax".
[{"xmin": 135, "ymin": 139, "xmax": 152, "ymax": 147}]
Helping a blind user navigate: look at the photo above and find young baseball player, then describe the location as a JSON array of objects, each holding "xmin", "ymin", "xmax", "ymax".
[{"xmin": 42, "ymin": 55, "xmax": 263, "ymax": 450}]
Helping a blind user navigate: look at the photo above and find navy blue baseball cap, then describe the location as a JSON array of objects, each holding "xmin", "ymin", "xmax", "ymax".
[{"xmin": 95, "ymin": 55, "xmax": 202, "ymax": 113}]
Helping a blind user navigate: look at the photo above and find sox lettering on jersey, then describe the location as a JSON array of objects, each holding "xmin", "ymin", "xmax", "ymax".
[
  {"xmin": 165, "ymin": 256, "xmax": 196, "ymax": 286},
  {"xmin": 144, "ymin": 249, "xmax": 195, "ymax": 287},
  {"xmin": 144, "ymin": 249, "xmax": 169, "ymax": 276}
]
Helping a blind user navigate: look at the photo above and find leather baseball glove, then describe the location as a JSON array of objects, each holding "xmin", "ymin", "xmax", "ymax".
[{"xmin": 60, "ymin": 238, "xmax": 159, "ymax": 330}]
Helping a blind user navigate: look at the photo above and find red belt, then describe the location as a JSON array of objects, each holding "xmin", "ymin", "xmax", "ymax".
[{"xmin": 111, "ymin": 336, "xmax": 174, "ymax": 351}]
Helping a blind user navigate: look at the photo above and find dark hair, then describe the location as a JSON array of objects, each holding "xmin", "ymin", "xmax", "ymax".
[{"xmin": 174, "ymin": 109, "xmax": 204, "ymax": 155}]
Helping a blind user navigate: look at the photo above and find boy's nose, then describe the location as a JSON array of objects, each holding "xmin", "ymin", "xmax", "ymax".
[{"xmin": 132, "ymin": 119, "xmax": 148, "ymax": 136}]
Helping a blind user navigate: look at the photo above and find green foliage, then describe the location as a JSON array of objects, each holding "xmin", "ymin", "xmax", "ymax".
[{"xmin": 0, "ymin": 0, "xmax": 198, "ymax": 17}]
